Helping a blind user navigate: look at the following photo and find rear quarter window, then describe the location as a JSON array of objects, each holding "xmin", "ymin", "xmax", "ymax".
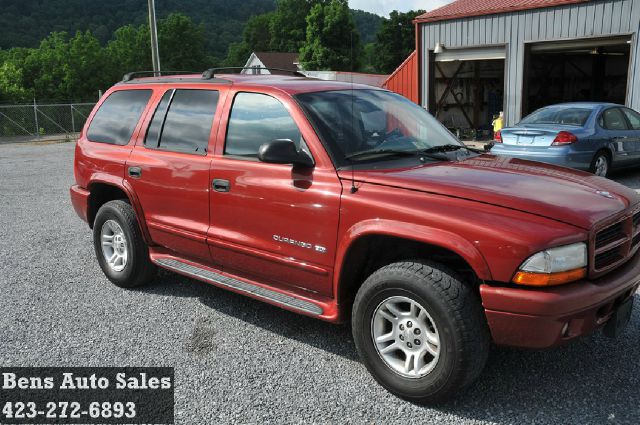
[{"xmin": 87, "ymin": 90, "xmax": 152, "ymax": 145}]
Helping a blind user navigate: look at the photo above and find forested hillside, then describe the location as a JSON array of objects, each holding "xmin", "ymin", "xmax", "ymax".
[{"xmin": 0, "ymin": 0, "xmax": 381, "ymax": 60}]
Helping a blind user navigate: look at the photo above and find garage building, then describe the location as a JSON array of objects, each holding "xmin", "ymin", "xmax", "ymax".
[{"xmin": 395, "ymin": 0, "xmax": 640, "ymax": 138}]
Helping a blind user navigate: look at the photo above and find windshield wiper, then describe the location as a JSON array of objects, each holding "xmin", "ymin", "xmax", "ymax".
[
  {"xmin": 422, "ymin": 144, "xmax": 484, "ymax": 154},
  {"xmin": 344, "ymin": 149, "xmax": 423, "ymax": 161}
]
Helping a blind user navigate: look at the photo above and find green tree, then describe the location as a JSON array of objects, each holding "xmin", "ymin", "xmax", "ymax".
[
  {"xmin": 270, "ymin": 0, "xmax": 315, "ymax": 52},
  {"xmin": 105, "ymin": 24, "xmax": 151, "ymax": 79},
  {"xmin": 373, "ymin": 10, "xmax": 425, "ymax": 73},
  {"xmin": 224, "ymin": 12, "xmax": 274, "ymax": 66},
  {"xmin": 158, "ymin": 12, "xmax": 212, "ymax": 71},
  {"xmin": 299, "ymin": 0, "xmax": 361, "ymax": 71},
  {"xmin": 65, "ymin": 31, "xmax": 110, "ymax": 100},
  {"xmin": 106, "ymin": 13, "xmax": 213, "ymax": 79},
  {"xmin": 22, "ymin": 32, "xmax": 72, "ymax": 101},
  {"xmin": 0, "ymin": 61, "xmax": 32, "ymax": 103}
]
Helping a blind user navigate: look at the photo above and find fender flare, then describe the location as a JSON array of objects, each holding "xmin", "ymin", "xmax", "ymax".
[
  {"xmin": 87, "ymin": 174, "xmax": 153, "ymax": 245},
  {"xmin": 333, "ymin": 219, "xmax": 493, "ymax": 298}
]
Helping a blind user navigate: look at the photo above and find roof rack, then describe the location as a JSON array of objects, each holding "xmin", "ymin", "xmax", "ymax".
[
  {"xmin": 121, "ymin": 71, "xmax": 200, "ymax": 82},
  {"xmin": 201, "ymin": 67, "xmax": 306, "ymax": 80}
]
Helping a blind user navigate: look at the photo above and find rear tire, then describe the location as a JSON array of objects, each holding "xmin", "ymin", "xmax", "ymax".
[
  {"xmin": 93, "ymin": 200, "xmax": 156, "ymax": 288},
  {"xmin": 590, "ymin": 151, "xmax": 610, "ymax": 177},
  {"xmin": 352, "ymin": 261, "xmax": 490, "ymax": 404}
]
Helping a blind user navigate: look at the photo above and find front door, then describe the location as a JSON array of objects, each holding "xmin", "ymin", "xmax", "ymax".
[
  {"xmin": 208, "ymin": 90, "xmax": 342, "ymax": 297},
  {"xmin": 126, "ymin": 88, "xmax": 221, "ymax": 263}
]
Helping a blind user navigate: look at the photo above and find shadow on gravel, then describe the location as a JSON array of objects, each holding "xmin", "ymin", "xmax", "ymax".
[
  {"xmin": 440, "ymin": 293, "xmax": 640, "ymax": 423},
  {"xmin": 139, "ymin": 269, "xmax": 359, "ymax": 361},
  {"xmin": 141, "ymin": 272, "xmax": 640, "ymax": 423}
]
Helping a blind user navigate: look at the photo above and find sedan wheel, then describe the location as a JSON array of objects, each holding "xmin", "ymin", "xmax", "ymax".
[{"xmin": 591, "ymin": 153, "xmax": 610, "ymax": 177}]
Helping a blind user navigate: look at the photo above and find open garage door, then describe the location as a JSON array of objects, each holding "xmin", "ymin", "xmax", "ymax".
[
  {"xmin": 523, "ymin": 36, "xmax": 631, "ymax": 116},
  {"xmin": 429, "ymin": 47, "xmax": 505, "ymax": 140}
]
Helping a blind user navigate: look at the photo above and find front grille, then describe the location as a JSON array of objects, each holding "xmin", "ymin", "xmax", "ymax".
[
  {"xmin": 634, "ymin": 211, "xmax": 640, "ymax": 228},
  {"xmin": 595, "ymin": 222, "xmax": 624, "ymax": 248},
  {"xmin": 595, "ymin": 247, "xmax": 624, "ymax": 270},
  {"xmin": 592, "ymin": 209, "xmax": 639, "ymax": 276}
]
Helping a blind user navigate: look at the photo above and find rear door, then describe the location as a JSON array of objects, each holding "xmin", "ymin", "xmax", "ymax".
[
  {"xmin": 207, "ymin": 89, "xmax": 342, "ymax": 297},
  {"xmin": 600, "ymin": 107, "xmax": 635, "ymax": 165},
  {"xmin": 126, "ymin": 88, "xmax": 222, "ymax": 263}
]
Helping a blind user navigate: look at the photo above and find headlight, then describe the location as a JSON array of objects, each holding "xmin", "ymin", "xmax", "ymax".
[{"xmin": 512, "ymin": 242, "xmax": 587, "ymax": 287}]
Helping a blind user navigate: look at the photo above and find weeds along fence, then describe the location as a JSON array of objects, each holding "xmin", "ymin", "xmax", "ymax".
[{"xmin": 0, "ymin": 102, "xmax": 95, "ymax": 140}]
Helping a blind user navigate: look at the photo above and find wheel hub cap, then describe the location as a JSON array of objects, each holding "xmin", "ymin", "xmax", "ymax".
[
  {"xmin": 371, "ymin": 295, "xmax": 440, "ymax": 379},
  {"xmin": 595, "ymin": 157, "xmax": 608, "ymax": 176},
  {"xmin": 100, "ymin": 220, "xmax": 128, "ymax": 272}
]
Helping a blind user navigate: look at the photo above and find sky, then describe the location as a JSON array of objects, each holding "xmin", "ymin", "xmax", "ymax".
[{"xmin": 349, "ymin": 0, "xmax": 454, "ymax": 16}]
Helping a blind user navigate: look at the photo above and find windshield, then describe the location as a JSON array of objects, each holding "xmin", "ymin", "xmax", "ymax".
[
  {"xmin": 519, "ymin": 107, "xmax": 593, "ymax": 126},
  {"xmin": 295, "ymin": 89, "xmax": 463, "ymax": 167}
]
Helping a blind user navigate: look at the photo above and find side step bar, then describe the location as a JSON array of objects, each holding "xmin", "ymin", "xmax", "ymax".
[{"xmin": 153, "ymin": 257, "xmax": 324, "ymax": 316}]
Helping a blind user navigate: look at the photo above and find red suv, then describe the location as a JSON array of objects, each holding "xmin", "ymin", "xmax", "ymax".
[{"xmin": 71, "ymin": 70, "xmax": 640, "ymax": 402}]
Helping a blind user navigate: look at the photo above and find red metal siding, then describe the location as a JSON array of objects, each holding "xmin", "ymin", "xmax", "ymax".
[{"xmin": 382, "ymin": 50, "xmax": 419, "ymax": 104}]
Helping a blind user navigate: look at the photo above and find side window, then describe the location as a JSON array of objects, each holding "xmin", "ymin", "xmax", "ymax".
[
  {"xmin": 225, "ymin": 92, "xmax": 303, "ymax": 158},
  {"xmin": 601, "ymin": 108, "xmax": 629, "ymax": 131},
  {"xmin": 87, "ymin": 90, "xmax": 151, "ymax": 145},
  {"xmin": 622, "ymin": 108, "xmax": 640, "ymax": 130},
  {"xmin": 145, "ymin": 89, "xmax": 219, "ymax": 155},
  {"xmin": 145, "ymin": 90, "xmax": 172, "ymax": 148}
]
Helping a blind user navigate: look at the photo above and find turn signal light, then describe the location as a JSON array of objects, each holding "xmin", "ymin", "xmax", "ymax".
[
  {"xmin": 512, "ymin": 267, "xmax": 586, "ymax": 287},
  {"xmin": 494, "ymin": 130, "xmax": 502, "ymax": 143},
  {"xmin": 551, "ymin": 131, "xmax": 578, "ymax": 146}
]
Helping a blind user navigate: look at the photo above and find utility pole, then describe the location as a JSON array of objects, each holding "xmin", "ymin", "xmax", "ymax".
[{"xmin": 148, "ymin": 0, "xmax": 161, "ymax": 75}]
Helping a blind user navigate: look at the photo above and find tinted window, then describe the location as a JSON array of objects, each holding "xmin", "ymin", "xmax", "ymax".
[
  {"xmin": 296, "ymin": 90, "xmax": 461, "ymax": 167},
  {"xmin": 145, "ymin": 90, "xmax": 172, "ymax": 148},
  {"xmin": 153, "ymin": 89, "xmax": 219, "ymax": 155},
  {"xmin": 622, "ymin": 108, "xmax": 640, "ymax": 130},
  {"xmin": 602, "ymin": 108, "xmax": 628, "ymax": 130},
  {"xmin": 87, "ymin": 90, "xmax": 151, "ymax": 145},
  {"xmin": 225, "ymin": 93, "xmax": 302, "ymax": 157},
  {"xmin": 519, "ymin": 107, "xmax": 592, "ymax": 126}
]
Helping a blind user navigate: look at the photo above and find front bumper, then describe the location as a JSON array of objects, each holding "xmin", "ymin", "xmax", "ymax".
[
  {"xmin": 490, "ymin": 144, "xmax": 593, "ymax": 170},
  {"xmin": 70, "ymin": 184, "xmax": 90, "ymax": 224},
  {"xmin": 480, "ymin": 252, "xmax": 640, "ymax": 348}
]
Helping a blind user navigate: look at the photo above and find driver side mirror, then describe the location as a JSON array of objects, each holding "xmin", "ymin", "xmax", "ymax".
[{"xmin": 258, "ymin": 139, "xmax": 314, "ymax": 168}]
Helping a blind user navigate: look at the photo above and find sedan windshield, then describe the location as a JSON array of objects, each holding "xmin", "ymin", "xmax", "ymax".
[
  {"xmin": 295, "ymin": 89, "xmax": 464, "ymax": 167},
  {"xmin": 519, "ymin": 107, "xmax": 593, "ymax": 126}
]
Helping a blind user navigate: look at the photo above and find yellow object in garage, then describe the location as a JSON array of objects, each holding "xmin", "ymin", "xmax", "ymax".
[{"xmin": 492, "ymin": 111, "xmax": 504, "ymax": 133}]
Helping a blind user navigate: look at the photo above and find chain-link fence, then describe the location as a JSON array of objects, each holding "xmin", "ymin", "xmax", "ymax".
[{"xmin": 0, "ymin": 102, "xmax": 95, "ymax": 142}]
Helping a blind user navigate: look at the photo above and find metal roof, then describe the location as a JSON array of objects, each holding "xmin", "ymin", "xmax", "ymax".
[{"xmin": 415, "ymin": 0, "xmax": 588, "ymax": 23}]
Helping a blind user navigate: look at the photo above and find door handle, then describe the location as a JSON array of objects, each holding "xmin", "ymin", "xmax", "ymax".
[
  {"xmin": 212, "ymin": 179, "xmax": 230, "ymax": 192},
  {"xmin": 128, "ymin": 166, "xmax": 142, "ymax": 178}
]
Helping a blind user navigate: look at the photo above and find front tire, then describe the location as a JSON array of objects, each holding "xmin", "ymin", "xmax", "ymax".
[
  {"xmin": 352, "ymin": 261, "xmax": 490, "ymax": 404},
  {"xmin": 590, "ymin": 151, "xmax": 610, "ymax": 177},
  {"xmin": 93, "ymin": 200, "xmax": 156, "ymax": 288}
]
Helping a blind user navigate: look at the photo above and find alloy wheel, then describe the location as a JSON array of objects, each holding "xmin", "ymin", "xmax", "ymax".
[
  {"xmin": 100, "ymin": 219, "xmax": 128, "ymax": 272},
  {"xmin": 371, "ymin": 295, "xmax": 441, "ymax": 378}
]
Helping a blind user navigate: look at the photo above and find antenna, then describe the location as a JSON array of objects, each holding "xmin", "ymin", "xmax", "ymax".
[{"xmin": 349, "ymin": 29, "xmax": 358, "ymax": 194}]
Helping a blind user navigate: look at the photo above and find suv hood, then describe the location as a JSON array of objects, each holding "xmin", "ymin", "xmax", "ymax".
[{"xmin": 344, "ymin": 155, "xmax": 639, "ymax": 229}]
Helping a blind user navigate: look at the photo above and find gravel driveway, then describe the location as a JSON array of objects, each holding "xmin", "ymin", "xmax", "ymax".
[{"xmin": 1, "ymin": 141, "xmax": 639, "ymax": 424}]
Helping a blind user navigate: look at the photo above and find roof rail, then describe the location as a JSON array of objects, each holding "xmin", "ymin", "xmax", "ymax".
[
  {"xmin": 201, "ymin": 67, "xmax": 306, "ymax": 80},
  {"xmin": 121, "ymin": 71, "xmax": 199, "ymax": 82}
]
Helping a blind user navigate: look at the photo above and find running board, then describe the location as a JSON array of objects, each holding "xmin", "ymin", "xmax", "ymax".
[{"xmin": 153, "ymin": 257, "xmax": 324, "ymax": 316}]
